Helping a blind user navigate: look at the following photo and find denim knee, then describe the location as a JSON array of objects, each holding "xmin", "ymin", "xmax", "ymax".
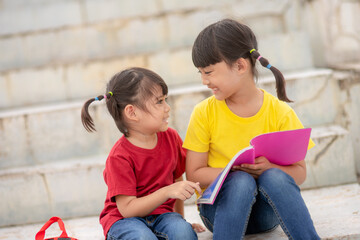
[
  {"xmin": 107, "ymin": 218, "xmax": 157, "ymax": 240},
  {"xmin": 154, "ymin": 213, "xmax": 197, "ymax": 240},
  {"xmin": 258, "ymin": 168, "xmax": 298, "ymax": 193},
  {"xmin": 167, "ymin": 221, "xmax": 197, "ymax": 240},
  {"xmin": 225, "ymin": 171, "xmax": 257, "ymax": 197}
]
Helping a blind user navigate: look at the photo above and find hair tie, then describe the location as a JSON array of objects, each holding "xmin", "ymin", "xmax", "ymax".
[
  {"xmin": 94, "ymin": 97, "xmax": 99, "ymax": 101},
  {"xmin": 109, "ymin": 91, "xmax": 113, "ymax": 96},
  {"xmin": 257, "ymin": 56, "xmax": 262, "ymax": 60},
  {"xmin": 266, "ymin": 64, "xmax": 272, "ymax": 69},
  {"xmin": 104, "ymin": 94, "xmax": 107, "ymax": 100},
  {"xmin": 250, "ymin": 49, "xmax": 256, "ymax": 53}
]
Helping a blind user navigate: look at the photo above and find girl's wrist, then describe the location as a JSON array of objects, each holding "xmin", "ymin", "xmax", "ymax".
[{"xmin": 158, "ymin": 185, "xmax": 170, "ymax": 200}]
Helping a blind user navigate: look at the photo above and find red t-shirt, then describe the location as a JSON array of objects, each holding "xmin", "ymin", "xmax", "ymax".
[{"xmin": 99, "ymin": 128, "xmax": 186, "ymax": 237}]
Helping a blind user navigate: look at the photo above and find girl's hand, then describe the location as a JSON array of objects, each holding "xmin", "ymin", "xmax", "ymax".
[
  {"xmin": 232, "ymin": 156, "xmax": 273, "ymax": 178},
  {"xmin": 165, "ymin": 181, "xmax": 202, "ymax": 201},
  {"xmin": 192, "ymin": 223, "xmax": 206, "ymax": 232}
]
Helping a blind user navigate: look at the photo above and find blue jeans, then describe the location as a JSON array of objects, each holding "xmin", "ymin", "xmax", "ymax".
[
  {"xmin": 199, "ymin": 169, "xmax": 320, "ymax": 240},
  {"xmin": 107, "ymin": 212, "xmax": 197, "ymax": 240}
]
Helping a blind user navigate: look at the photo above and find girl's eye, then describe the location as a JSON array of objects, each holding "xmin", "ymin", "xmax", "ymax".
[
  {"xmin": 157, "ymin": 97, "xmax": 167, "ymax": 104},
  {"xmin": 198, "ymin": 70, "xmax": 212, "ymax": 75}
]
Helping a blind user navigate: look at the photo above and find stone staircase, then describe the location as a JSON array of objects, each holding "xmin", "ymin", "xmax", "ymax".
[
  {"xmin": 1, "ymin": 1, "xmax": 360, "ymax": 237},
  {"xmin": 0, "ymin": 67, "xmax": 359, "ymax": 228}
]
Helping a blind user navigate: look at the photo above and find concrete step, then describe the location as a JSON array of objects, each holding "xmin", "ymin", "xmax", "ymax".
[
  {"xmin": 0, "ymin": 183, "xmax": 359, "ymax": 240},
  {"xmin": 0, "ymin": 100, "xmax": 119, "ymax": 169},
  {"xmin": 0, "ymin": 155, "xmax": 107, "ymax": 227},
  {"xmin": 303, "ymin": 125, "xmax": 358, "ymax": 189},
  {"xmin": 0, "ymin": 124, "xmax": 357, "ymax": 227},
  {"xmin": 331, "ymin": 62, "xmax": 360, "ymax": 177},
  {"xmin": 0, "ymin": 68, "xmax": 338, "ymax": 169}
]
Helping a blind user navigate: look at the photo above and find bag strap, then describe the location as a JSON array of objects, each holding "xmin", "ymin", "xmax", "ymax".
[{"xmin": 35, "ymin": 216, "xmax": 69, "ymax": 240}]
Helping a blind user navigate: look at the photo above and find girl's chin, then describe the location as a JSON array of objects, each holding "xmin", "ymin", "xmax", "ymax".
[
  {"xmin": 159, "ymin": 125, "xmax": 169, "ymax": 132},
  {"xmin": 213, "ymin": 94, "xmax": 225, "ymax": 101}
]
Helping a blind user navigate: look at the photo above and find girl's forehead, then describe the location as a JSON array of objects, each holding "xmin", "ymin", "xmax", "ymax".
[
  {"xmin": 146, "ymin": 85, "xmax": 165, "ymax": 100},
  {"xmin": 199, "ymin": 61, "xmax": 227, "ymax": 69},
  {"xmin": 151, "ymin": 85, "xmax": 163, "ymax": 95},
  {"xmin": 198, "ymin": 65, "xmax": 213, "ymax": 70}
]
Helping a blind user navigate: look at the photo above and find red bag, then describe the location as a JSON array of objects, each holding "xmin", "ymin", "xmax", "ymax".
[{"xmin": 35, "ymin": 216, "xmax": 78, "ymax": 240}]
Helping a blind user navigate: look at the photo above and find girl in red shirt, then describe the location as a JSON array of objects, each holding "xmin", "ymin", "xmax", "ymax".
[{"xmin": 81, "ymin": 67, "xmax": 203, "ymax": 239}]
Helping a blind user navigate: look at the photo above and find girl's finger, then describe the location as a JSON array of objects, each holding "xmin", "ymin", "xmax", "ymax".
[
  {"xmin": 192, "ymin": 182, "xmax": 202, "ymax": 193},
  {"xmin": 192, "ymin": 223, "xmax": 206, "ymax": 232},
  {"xmin": 186, "ymin": 181, "xmax": 202, "ymax": 193}
]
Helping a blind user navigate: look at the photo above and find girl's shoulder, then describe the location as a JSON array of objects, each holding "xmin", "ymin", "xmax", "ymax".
[
  {"xmin": 193, "ymin": 95, "xmax": 220, "ymax": 115},
  {"xmin": 107, "ymin": 136, "xmax": 131, "ymax": 158},
  {"xmin": 104, "ymin": 136, "xmax": 134, "ymax": 170},
  {"xmin": 195, "ymin": 95, "xmax": 217, "ymax": 108},
  {"xmin": 262, "ymin": 90, "xmax": 299, "ymax": 126},
  {"xmin": 263, "ymin": 89, "xmax": 293, "ymax": 112},
  {"xmin": 160, "ymin": 127, "xmax": 182, "ymax": 143},
  {"xmin": 164, "ymin": 127, "xmax": 178, "ymax": 135}
]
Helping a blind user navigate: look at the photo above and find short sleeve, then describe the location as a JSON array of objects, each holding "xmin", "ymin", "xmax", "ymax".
[
  {"xmin": 278, "ymin": 108, "xmax": 315, "ymax": 150},
  {"xmin": 104, "ymin": 154, "xmax": 137, "ymax": 202},
  {"xmin": 183, "ymin": 103, "xmax": 211, "ymax": 153},
  {"xmin": 172, "ymin": 130, "xmax": 187, "ymax": 180}
]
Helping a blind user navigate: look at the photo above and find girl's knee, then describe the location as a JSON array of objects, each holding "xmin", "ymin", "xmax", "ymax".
[
  {"xmin": 226, "ymin": 171, "xmax": 256, "ymax": 192},
  {"xmin": 158, "ymin": 220, "xmax": 197, "ymax": 240},
  {"xmin": 108, "ymin": 226, "xmax": 157, "ymax": 240},
  {"xmin": 221, "ymin": 171, "xmax": 257, "ymax": 202},
  {"xmin": 156, "ymin": 213, "xmax": 197, "ymax": 240},
  {"xmin": 173, "ymin": 222, "xmax": 197, "ymax": 240},
  {"xmin": 108, "ymin": 218, "xmax": 157, "ymax": 240},
  {"xmin": 258, "ymin": 168, "xmax": 297, "ymax": 189}
]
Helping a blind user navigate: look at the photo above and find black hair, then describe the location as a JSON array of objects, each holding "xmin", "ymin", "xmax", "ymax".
[
  {"xmin": 192, "ymin": 18, "xmax": 291, "ymax": 102},
  {"xmin": 81, "ymin": 67, "xmax": 168, "ymax": 137}
]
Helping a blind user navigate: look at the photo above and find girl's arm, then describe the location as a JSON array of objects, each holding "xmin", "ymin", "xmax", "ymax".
[
  {"xmin": 174, "ymin": 176, "xmax": 184, "ymax": 216},
  {"xmin": 186, "ymin": 150, "xmax": 223, "ymax": 189},
  {"xmin": 173, "ymin": 175, "xmax": 206, "ymax": 233},
  {"xmin": 115, "ymin": 180, "xmax": 201, "ymax": 218}
]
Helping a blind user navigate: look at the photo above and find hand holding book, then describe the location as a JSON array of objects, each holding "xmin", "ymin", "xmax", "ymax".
[
  {"xmin": 232, "ymin": 156, "xmax": 274, "ymax": 179},
  {"xmin": 197, "ymin": 128, "xmax": 312, "ymax": 204}
]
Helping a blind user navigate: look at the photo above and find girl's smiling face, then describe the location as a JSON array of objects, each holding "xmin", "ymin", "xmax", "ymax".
[
  {"xmin": 139, "ymin": 86, "xmax": 171, "ymax": 134},
  {"xmin": 198, "ymin": 61, "xmax": 242, "ymax": 101}
]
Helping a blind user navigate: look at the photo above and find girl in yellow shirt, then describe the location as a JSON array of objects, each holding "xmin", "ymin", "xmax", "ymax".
[{"xmin": 183, "ymin": 19, "xmax": 320, "ymax": 240}]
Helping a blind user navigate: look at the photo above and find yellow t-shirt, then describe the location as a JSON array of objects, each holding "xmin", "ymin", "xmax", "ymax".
[{"xmin": 183, "ymin": 89, "xmax": 314, "ymax": 169}]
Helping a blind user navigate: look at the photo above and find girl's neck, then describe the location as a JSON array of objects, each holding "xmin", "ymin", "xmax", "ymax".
[
  {"xmin": 227, "ymin": 78, "xmax": 260, "ymax": 102},
  {"xmin": 126, "ymin": 130, "xmax": 158, "ymax": 149},
  {"xmin": 225, "ymin": 86, "xmax": 264, "ymax": 118}
]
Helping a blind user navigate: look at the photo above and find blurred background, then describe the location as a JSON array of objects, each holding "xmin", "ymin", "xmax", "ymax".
[{"xmin": 0, "ymin": 0, "xmax": 359, "ymax": 228}]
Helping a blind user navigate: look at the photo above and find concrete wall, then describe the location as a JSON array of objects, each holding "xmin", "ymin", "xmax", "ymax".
[
  {"xmin": 302, "ymin": 0, "xmax": 360, "ymax": 66},
  {"xmin": 1, "ymin": 0, "xmax": 359, "ymax": 108},
  {"xmin": 0, "ymin": 0, "xmax": 314, "ymax": 109}
]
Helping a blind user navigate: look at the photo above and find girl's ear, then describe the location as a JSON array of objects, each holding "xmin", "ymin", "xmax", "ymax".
[
  {"xmin": 124, "ymin": 104, "xmax": 138, "ymax": 121},
  {"xmin": 235, "ymin": 58, "xmax": 249, "ymax": 73}
]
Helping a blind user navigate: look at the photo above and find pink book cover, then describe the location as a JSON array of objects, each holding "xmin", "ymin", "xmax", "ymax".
[
  {"xmin": 197, "ymin": 128, "xmax": 312, "ymax": 205},
  {"xmin": 251, "ymin": 128, "xmax": 311, "ymax": 165}
]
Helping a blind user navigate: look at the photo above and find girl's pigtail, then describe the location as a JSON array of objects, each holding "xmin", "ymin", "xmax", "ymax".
[
  {"xmin": 250, "ymin": 49, "xmax": 292, "ymax": 102},
  {"xmin": 81, "ymin": 94, "xmax": 108, "ymax": 132}
]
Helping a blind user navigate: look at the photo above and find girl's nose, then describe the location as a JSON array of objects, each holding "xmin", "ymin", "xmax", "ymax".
[
  {"xmin": 202, "ymin": 77, "xmax": 210, "ymax": 85},
  {"xmin": 165, "ymin": 101, "xmax": 171, "ymax": 112}
]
